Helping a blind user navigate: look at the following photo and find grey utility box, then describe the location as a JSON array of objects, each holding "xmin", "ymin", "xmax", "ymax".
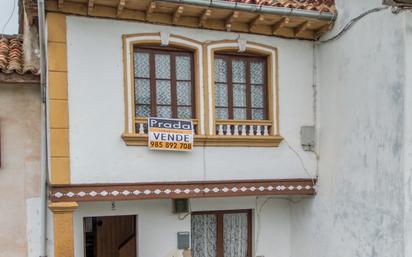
[
  {"xmin": 300, "ymin": 126, "xmax": 315, "ymax": 152},
  {"xmin": 177, "ymin": 232, "xmax": 190, "ymax": 249}
]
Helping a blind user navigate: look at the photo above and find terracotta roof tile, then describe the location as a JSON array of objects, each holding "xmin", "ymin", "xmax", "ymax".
[
  {"xmin": 224, "ymin": 0, "xmax": 336, "ymax": 13},
  {"xmin": 0, "ymin": 35, "xmax": 39, "ymax": 75}
]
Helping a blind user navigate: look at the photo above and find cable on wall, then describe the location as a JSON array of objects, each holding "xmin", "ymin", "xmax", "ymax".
[
  {"xmin": 283, "ymin": 139, "xmax": 316, "ymax": 187},
  {"xmin": 254, "ymin": 195, "xmax": 306, "ymax": 254},
  {"xmin": 1, "ymin": 0, "xmax": 17, "ymax": 37},
  {"xmin": 318, "ymin": 6, "xmax": 390, "ymax": 44}
]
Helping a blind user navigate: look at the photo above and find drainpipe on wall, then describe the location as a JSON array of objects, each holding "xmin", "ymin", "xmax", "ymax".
[{"xmin": 37, "ymin": 0, "xmax": 49, "ymax": 256}]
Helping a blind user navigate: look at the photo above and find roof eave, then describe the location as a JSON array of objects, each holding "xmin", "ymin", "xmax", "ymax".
[{"xmin": 161, "ymin": 0, "xmax": 336, "ymax": 21}]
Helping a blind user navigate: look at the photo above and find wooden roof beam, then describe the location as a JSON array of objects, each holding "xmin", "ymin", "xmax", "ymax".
[
  {"xmin": 272, "ymin": 17, "xmax": 289, "ymax": 34},
  {"xmin": 314, "ymin": 23, "xmax": 333, "ymax": 38},
  {"xmin": 249, "ymin": 14, "xmax": 264, "ymax": 32},
  {"xmin": 145, "ymin": 1, "xmax": 156, "ymax": 21},
  {"xmin": 88, "ymin": 0, "xmax": 95, "ymax": 13},
  {"xmin": 199, "ymin": 9, "xmax": 212, "ymax": 27},
  {"xmin": 226, "ymin": 11, "xmax": 239, "ymax": 32},
  {"xmin": 58, "ymin": 0, "xmax": 64, "ymax": 10},
  {"xmin": 294, "ymin": 21, "xmax": 310, "ymax": 37},
  {"xmin": 173, "ymin": 6, "xmax": 184, "ymax": 24},
  {"xmin": 117, "ymin": 0, "xmax": 126, "ymax": 16}
]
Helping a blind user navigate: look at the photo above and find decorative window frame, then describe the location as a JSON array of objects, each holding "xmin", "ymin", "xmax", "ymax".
[
  {"xmin": 203, "ymin": 40, "xmax": 282, "ymax": 146},
  {"xmin": 121, "ymin": 34, "xmax": 283, "ymax": 147},
  {"xmin": 121, "ymin": 33, "xmax": 205, "ymax": 145}
]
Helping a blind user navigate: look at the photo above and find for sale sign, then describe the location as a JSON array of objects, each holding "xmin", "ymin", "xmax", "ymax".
[{"xmin": 148, "ymin": 118, "xmax": 193, "ymax": 151}]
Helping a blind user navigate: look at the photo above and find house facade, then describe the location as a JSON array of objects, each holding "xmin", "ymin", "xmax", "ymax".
[
  {"xmin": 43, "ymin": 1, "xmax": 334, "ymax": 257},
  {"xmin": 12, "ymin": 0, "xmax": 412, "ymax": 257},
  {"xmin": 0, "ymin": 24, "xmax": 41, "ymax": 257}
]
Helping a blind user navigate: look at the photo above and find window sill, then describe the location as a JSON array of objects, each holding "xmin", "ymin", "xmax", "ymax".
[{"xmin": 121, "ymin": 133, "xmax": 284, "ymax": 147}]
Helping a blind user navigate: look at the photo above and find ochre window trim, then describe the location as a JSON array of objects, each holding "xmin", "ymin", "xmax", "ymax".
[
  {"xmin": 122, "ymin": 33, "xmax": 204, "ymax": 137},
  {"xmin": 121, "ymin": 35, "xmax": 283, "ymax": 147},
  {"xmin": 203, "ymin": 40, "xmax": 282, "ymax": 146}
]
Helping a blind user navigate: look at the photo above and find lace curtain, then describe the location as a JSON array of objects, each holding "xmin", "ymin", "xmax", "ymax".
[
  {"xmin": 191, "ymin": 213, "xmax": 248, "ymax": 257},
  {"xmin": 191, "ymin": 214, "xmax": 217, "ymax": 257},
  {"xmin": 223, "ymin": 213, "xmax": 248, "ymax": 257}
]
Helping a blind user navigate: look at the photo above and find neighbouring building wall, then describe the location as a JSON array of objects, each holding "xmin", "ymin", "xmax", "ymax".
[
  {"xmin": 404, "ymin": 12, "xmax": 412, "ymax": 257},
  {"xmin": 0, "ymin": 84, "xmax": 41, "ymax": 257},
  {"xmin": 65, "ymin": 17, "xmax": 317, "ymax": 184},
  {"xmin": 291, "ymin": 0, "xmax": 408, "ymax": 257}
]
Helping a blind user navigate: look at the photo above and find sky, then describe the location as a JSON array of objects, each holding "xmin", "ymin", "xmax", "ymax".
[{"xmin": 0, "ymin": 0, "xmax": 19, "ymax": 35}]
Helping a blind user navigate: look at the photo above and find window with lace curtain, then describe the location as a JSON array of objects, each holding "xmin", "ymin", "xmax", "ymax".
[
  {"xmin": 133, "ymin": 46, "xmax": 195, "ymax": 120},
  {"xmin": 191, "ymin": 210, "xmax": 252, "ymax": 257},
  {"xmin": 214, "ymin": 54, "xmax": 267, "ymax": 121}
]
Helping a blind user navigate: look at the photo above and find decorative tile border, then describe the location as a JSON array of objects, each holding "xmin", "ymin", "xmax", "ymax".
[{"xmin": 51, "ymin": 179, "xmax": 316, "ymax": 202}]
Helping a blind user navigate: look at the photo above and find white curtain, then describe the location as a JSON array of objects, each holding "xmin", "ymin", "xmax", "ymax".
[
  {"xmin": 223, "ymin": 213, "xmax": 248, "ymax": 257},
  {"xmin": 191, "ymin": 215, "xmax": 217, "ymax": 257}
]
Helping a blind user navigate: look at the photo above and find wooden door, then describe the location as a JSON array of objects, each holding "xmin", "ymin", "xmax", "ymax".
[{"xmin": 85, "ymin": 215, "xmax": 137, "ymax": 257}]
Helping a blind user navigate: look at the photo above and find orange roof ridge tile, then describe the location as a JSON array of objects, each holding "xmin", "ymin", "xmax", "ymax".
[
  {"xmin": 224, "ymin": 0, "xmax": 336, "ymax": 13},
  {"xmin": 0, "ymin": 35, "xmax": 39, "ymax": 76}
]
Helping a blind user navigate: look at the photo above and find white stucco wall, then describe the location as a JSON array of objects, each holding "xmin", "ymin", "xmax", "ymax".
[
  {"xmin": 72, "ymin": 197, "xmax": 291, "ymax": 257},
  {"xmin": 65, "ymin": 17, "xmax": 317, "ymax": 183},
  {"xmin": 291, "ymin": 1, "xmax": 409, "ymax": 257}
]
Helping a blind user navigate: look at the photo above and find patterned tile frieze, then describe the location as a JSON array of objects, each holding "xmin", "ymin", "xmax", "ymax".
[{"xmin": 51, "ymin": 179, "xmax": 316, "ymax": 202}]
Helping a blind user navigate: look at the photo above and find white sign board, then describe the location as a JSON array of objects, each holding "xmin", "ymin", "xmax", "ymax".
[{"xmin": 148, "ymin": 118, "xmax": 193, "ymax": 151}]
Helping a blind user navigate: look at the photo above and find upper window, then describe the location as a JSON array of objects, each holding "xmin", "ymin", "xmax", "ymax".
[
  {"xmin": 133, "ymin": 47, "xmax": 195, "ymax": 120},
  {"xmin": 214, "ymin": 54, "xmax": 267, "ymax": 121}
]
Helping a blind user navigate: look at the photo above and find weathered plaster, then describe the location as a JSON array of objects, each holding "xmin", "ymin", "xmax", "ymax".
[
  {"xmin": 26, "ymin": 197, "xmax": 41, "ymax": 257},
  {"xmin": 403, "ymin": 11, "xmax": 412, "ymax": 257},
  {"xmin": 291, "ymin": 0, "xmax": 407, "ymax": 257},
  {"xmin": 0, "ymin": 84, "xmax": 41, "ymax": 257}
]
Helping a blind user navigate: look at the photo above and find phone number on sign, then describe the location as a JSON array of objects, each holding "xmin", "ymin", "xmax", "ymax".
[{"xmin": 150, "ymin": 141, "xmax": 192, "ymax": 150}]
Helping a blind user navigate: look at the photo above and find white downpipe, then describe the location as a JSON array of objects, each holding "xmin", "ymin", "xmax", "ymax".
[{"xmin": 37, "ymin": 0, "xmax": 49, "ymax": 256}]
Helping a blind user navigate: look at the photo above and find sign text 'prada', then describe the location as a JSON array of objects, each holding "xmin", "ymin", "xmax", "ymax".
[{"xmin": 148, "ymin": 118, "xmax": 193, "ymax": 151}]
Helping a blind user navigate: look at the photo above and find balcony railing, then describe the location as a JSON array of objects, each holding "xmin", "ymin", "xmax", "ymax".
[
  {"xmin": 122, "ymin": 118, "xmax": 282, "ymax": 147},
  {"xmin": 215, "ymin": 120, "xmax": 273, "ymax": 136}
]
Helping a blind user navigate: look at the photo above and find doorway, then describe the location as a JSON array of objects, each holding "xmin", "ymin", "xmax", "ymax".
[{"xmin": 84, "ymin": 215, "xmax": 137, "ymax": 257}]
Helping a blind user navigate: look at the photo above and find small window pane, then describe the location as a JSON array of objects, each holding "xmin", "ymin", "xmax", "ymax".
[
  {"xmin": 177, "ymin": 82, "xmax": 192, "ymax": 105},
  {"xmin": 223, "ymin": 213, "xmax": 248, "ymax": 257},
  {"xmin": 155, "ymin": 54, "xmax": 171, "ymax": 79},
  {"xmin": 251, "ymin": 85, "xmax": 264, "ymax": 108},
  {"xmin": 214, "ymin": 58, "xmax": 227, "ymax": 83},
  {"xmin": 134, "ymin": 52, "xmax": 150, "ymax": 78},
  {"xmin": 252, "ymin": 109, "xmax": 264, "ymax": 120},
  {"xmin": 215, "ymin": 83, "xmax": 228, "ymax": 107},
  {"xmin": 251, "ymin": 61, "xmax": 264, "ymax": 84},
  {"xmin": 216, "ymin": 107, "xmax": 229, "ymax": 120},
  {"xmin": 191, "ymin": 215, "xmax": 217, "ymax": 257},
  {"xmin": 156, "ymin": 80, "xmax": 171, "ymax": 105},
  {"xmin": 178, "ymin": 107, "xmax": 192, "ymax": 119},
  {"xmin": 232, "ymin": 60, "xmax": 246, "ymax": 83},
  {"xmin": 136, "ymin": 105, "xmax": 151, "ymax": 117},
  {"xmin": 135, "ymin": 79, "xmax": 151, "ymax": 104},
  {"xmin": 233, "ymin": 108, "xmax": 247, "ymax": 120},
  {"xmin": 233, "ymin": 84, "xmax": 246, "ymax": 107},
  {"xmin": 176, "ymin": 56, "xmax": 191, "ymax": 80},
  {"xmin": 157, "ymin": 106, "xmax": 172, "ymax": 118}
]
